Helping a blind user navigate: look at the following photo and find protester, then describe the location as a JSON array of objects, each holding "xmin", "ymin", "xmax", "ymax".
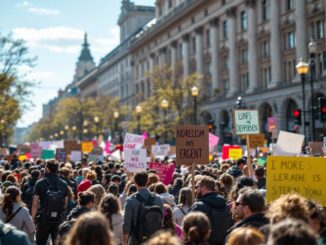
[
  {"xmin": 228, "ymin": 187, "xmax": 268, "ymax": 234},
  {"xmin": 154, "ymin": 182, "xmax": 176, "ymax": 207},
  {"xmin": 268, "ymin": 218, "xmax": 317, "ymax": 245},
  {"xmin": 190, "ymin": 175, "xmax": 231, "ymax": 245},
  {"xmin": 182, "ymin": 211, "xmax": 211, "ymax": 245},
  {"xmin": 145, "ymin": 231, "xmax": 181, "ymax": 245},
  {"xmin": 306, "ymin": 199, "xmax": 326, "ymax": 244},
  {"xmin": 21, "ymin": 169, "xmax": 40, "ymax": 212},
  {"xmin": 64, "ymin": 211, "xmax": 115, "ymax": 245},
  {"xmin": 227, "ymin": 227, "xmax": 265, "ymax": 245},
  {"xmin": 162, "ymin": 204, "xmax": 182, "ymax": 237},
  {"xmin": 99, "ymin": 194, "xmax": 124, "ymax": 245},
  {"xmin": 31, "ymin": 160, "xmax": 69, "ymax": 245},
  {"xmin": 77, "ymin": 170, "xmax": 96, "ymax": 193},
  {"xmin": 88, "ymin": 184, "xmax": 105, "ymax": 208},
  {"xmin": 0, "ymin": 220, "xmax": 31, "ymax": 245},
  {"xmin": 172, "ymin": 187, "xmax": 192, "ymax": 226},
  {"xmin": 0, "ymin": 186, "xmax": 35, "ymax": 241},
  {"xmin": 67, "ymin": 191, "xmax": 94, "ymax": 221},
  {"xmin": 123, "ymin": 171, "xmax": 163, "ymax": 245}
]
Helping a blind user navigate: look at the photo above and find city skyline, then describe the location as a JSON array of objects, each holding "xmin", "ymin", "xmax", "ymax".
[{"xmin": 0, "ymin": 0, "xmax": 155, "ymax": 127}]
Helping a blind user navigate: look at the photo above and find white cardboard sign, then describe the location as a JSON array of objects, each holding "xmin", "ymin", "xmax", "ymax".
[
  {"xmin": 123, "ymin": 133, "xmax": 145, "ymax": 150},
  {"xmin": 234, "ymin": 110, "xmax": 260, "ymax": 135},
  {"xmin": 124, "ymin": 148, "xmax": 147, "ymax": 173},
  {"xmin": 274, "ymin": 131, "xmax": 304, "ymax": 156},
  {"xmin": 152, "ymin": 144, "xmax": 170, "ymax": 157},
  {"xmin": 70, "ymin": 150, "xmax": 82, "ymax": 162}
]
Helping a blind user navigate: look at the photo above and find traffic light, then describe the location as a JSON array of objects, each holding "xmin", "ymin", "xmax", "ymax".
[
  {"xmin": 319, "ymin": 97, "xmax": 326, "ymax": 122},
  {"xmin": 292, "ymin": 109, "xmax": 302, "ymax": 126},
  {"xmin": 208, "ymin": 119, "xmax": 216, "ymax": 133}
]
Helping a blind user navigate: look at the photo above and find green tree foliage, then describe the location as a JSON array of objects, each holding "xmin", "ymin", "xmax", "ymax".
[{"xmin": 0, "ymin": 32, "xmax": 37, "ymax": 145}]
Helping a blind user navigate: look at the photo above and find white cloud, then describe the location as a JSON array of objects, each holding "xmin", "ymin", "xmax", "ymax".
[
  {"xmin": 28, "ymin": 7, "xmax": 60, "ymax": 16},
  {"xmin": 39, "ymin": 44, "xmax": 80, "ymax": 54},
  {"xmin": 16, "ymin": 1, "xmax": 30, "ymax": 8},
  {"xmin": 92, "ymin": 27, "xmax": 120, "ymax": 54}
]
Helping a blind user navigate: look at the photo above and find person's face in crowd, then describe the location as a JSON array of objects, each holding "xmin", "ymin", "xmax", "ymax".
[
  {"xmin": 308, "ymin": 217, "xmax": 321, "ymax": 234},
  {"xmin": 86, "ymin": 200, "xmax": 94, "ymax": 210},
  {"xmin": 196, "ymin": 183, "xmax": 204, "ymax": 198},
  {"xmin": 233, "ymin": 194, "xmax": 249, "ymax": 220},
  {"xmin": 238, "ymin": 163, "xmax": 246, "ymax": 170}
]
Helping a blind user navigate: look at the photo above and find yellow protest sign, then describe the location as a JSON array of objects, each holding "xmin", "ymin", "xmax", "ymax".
[
  {"xmin": 81, "ymin": 141, "xmax": 93, "ymax": 153},
  {"xmin": 267, "ymin": 156, "xmax": 326, "ymax": 206},
  {"xmin": 229, "ymin": 148, "xmax": 242, "ymax": 160},
  {"xmin": 18, "ymin": 155, "xmax": 27, "ymax": 161}
]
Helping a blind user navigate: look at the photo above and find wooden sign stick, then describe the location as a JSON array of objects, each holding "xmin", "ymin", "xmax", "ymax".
[
  {"xmin": 246, "ymin": 135, "xmax": 255, "ymax": 178},
  {"xmin": 191, "ymin": 162, "xmax": 195, "ymax": 203}
]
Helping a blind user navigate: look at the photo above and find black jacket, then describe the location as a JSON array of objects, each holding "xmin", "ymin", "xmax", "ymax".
[
  {"xmin": 227, "ymin": 213, "xmax": 269, "ymax": 235},
  {"xmin": 66, "ymin": 206, "xmax": 90, "ymax": 221},
  {"xmin": 191, "ymin": 192, "xmax": 232, "ymax": 245}
]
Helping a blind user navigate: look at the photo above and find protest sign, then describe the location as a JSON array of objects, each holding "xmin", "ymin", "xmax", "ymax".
[
  {"xmin": 104, "ymin": 141, "xmax": 111, "ymax": 155},
  {"xmin": 39, "ymin": 141, "xmax": 63, "ymax": 150},
  {"xmin": 267, "ymin": 117, "xmax": 277, "ymax": 133},
  {"xmin": 248, "ymin": 134, "xmax": 265, "ymax": 148},
  {"xmin": 17, "ymin": 144, "xmax": 30, "ymax": 155},
  {"xmin": 229, "ymin": 148, "xmax": 243, "ymax": 160},
  {"xmin": 274, "ymin": 131, "xmax": 304, "ymax": 156},
  {"xmin": 176, "ymin": 125, "xmax": 209, "ymax": 165},
  {"xmin": 18, "ymin": 155, "xmax": 27, "ymax": 161},
  {"xmin": 0, "ymin": 148, "xmax": 8, "ymax": 155},
  {"xmin": 309, "ymin": 142, "xmax": 323, "ymax": 156},
  {"xmin": 233, "ymin": 110, "xmax": 260, "ymax": 135},
  {"xmin": 89, "ymin": 154, "xmax": 104, "ymax": 162},
  {"xmin": 91, "ymin": 146, "xmax": 103, "ymax": 155},
  {"xmin": 148, "ymin": 163, "xmax": 175, "ymax": 185},
  {"xmin": 64, "ymin": 140, "xmax": 81, "ymax": 155},
  {"xmin": 70, "ymin": 151, "xmax": 82, "ymax": 162},
  {"xmin": 30, "ymin": 144, "xmax": 42, "ymax": 159},
  {"xmin": 267, "ymin": 156, "xmax": 326, "ymax": 206},
  {"xmin": 41, "ymin": 149, "xmax": 55, "ymax": 160},
  {"xmin": 123, "ymin": 133, "xmax": 145, "ymax": 150},
  {"xmin": 144, "ymin": 138, "xmax": 156, "ymax": 156},
  {"xmin": 81, "ymin": 141, "xmax": 93, "ymax": 153},
  {"xmin": 152, "ymin": 144, "xmax": 170, "ymax": 157},
  {"xmin": 209, "ymin": 133, "xmax": 219, "ymax": 152},
  {"xmin": 55, "ymin": 148, "xmax": 66, "ymax": 162},
  {"xmin": 124, "ymin": 148, "xmax": 147, "ymax": 173},
  {"xmin": 222, "ymin": 145, "xmax": 241, "ymax": 160},
  {"xmin": 170, "ymin": 146, "xmax": 176, "ymax": 155}
]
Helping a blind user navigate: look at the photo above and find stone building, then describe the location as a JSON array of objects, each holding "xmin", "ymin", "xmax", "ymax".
[{"xmin": 131, "ymin": 0, "xmax": 326, "ymax": 143}]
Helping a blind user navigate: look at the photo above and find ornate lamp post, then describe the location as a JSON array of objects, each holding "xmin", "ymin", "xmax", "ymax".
[
  {"xmin": 161, "ymin": 99, "xmax": 169, "ymax": 143},
  {"xmin": 308, "ymin": 39, "xmax": 317, "ymax": 141},
  {"xmin": 191, "ymin": 86, "xmax": 199, "ymax": 125},
  {"xmin": 135, "ymin": 105, "xmax": 142, "ymax": 134},
  {"xmin": 94, "ymin": 116, "xmax": 100, "ymax": 137},
  {"xmin": 113, "ymin": 111, "xmax": 120, "ymax": 143},
  {"xmin": 296, "ymin": 58, "xmax": 309, "ymax": 144}
]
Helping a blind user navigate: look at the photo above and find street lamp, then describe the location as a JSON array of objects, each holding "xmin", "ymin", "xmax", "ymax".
[
  {"xmin": 308, "ymin": 39, "xmax": 317, "ymax": 141},
  {"xmin": 135, "ymin": 105, "xmax": 142, "ymax": 134},
  {"xmin": 72, "ymin": 125, "xmax": 77, "ymax": 139},
  {"xmin": 191, "ymin": 86, "xmax": 199, "ymax": 125},
  {"xmin": 94, "ymin": 116, "xmax": 100, "ymax": 137},
  {"xmin": 113, "ymin": 111, "xmax": 120, "ymax": 143},
  {"xmin": 60, "ymin": 130, "xmax": 64, "ymax": 139},
  {"xmin": 236, "ymin": 96, "xmax": 243, "ymax": 109},
  {"xmin": 161, "ymin": 99, "xmax": 169, "ymax": 143},
  {"xmin": 296, "ymin": 58, "xmax": 309, "ymax": 144}
]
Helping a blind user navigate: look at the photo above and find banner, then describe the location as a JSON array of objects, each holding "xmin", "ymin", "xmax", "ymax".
[
  {"xmin": 55, "ymin": 148, "xmax": 66, "ymax": 162},
  {"xmin": 30, "ymin": 143, "xmax": 42, "ymax": 159},
  {"xmin": 222, "ymin": 145, "xmax": 241, "ymax": 160},
  {"xmin": 176, "ymin": 125, "xmax": 209, "ymax": 165},
  {"xmin": 124, "ymin": 148, "xmax": 147, "ymax": 172},
  {"xmin": 81, "ymin": 141, "xmax": 93, "ymax": 153},
  {"xmin": 70, "ymin": 150, "xmax": 82, "ymax": 162},
  {"xmin": 41, "ymin": 149, "xmax": 55, "ymax": 160},
  {"xmin": 248, "ymin": 134, "xmax": 265, "ymax": 148},
  {"xmin": 148, "ymin": 163, "xmax": 175, "ymax": 185},
  {"xmin": 234, "ymin": 110, "xmax": 260, "ymax": 135},
  {"xmin": 209, "ymin": 133, "xmax": 219, "ymax": 152},
  {"xmin": 123, "ymin": 133, "xmax": 145, "ymax": 150},
  {"xmin": 267, "ymin": 156, "xmax": 326, "ymax": 206},
  {"xmin": 228, "ymin": 148, "xmax": 243, "ymax": 160},
  {"xmin": 274, "ymin": 131, "xmax": 304, "ymax": 156},
  {"xmin": 152, "ymin": 144, "xmax": 170, "ymax": 157}
]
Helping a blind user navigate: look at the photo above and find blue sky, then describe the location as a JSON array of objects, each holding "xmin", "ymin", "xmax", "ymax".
[{"xmin": 0, "ymin": 0, "xmax": 155, "ymax": 127}]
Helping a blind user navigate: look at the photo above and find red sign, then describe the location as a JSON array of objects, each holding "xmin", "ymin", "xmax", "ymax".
[{"xmin": 222, "ymin": 145, "xmax": 241, "ymax": 160}]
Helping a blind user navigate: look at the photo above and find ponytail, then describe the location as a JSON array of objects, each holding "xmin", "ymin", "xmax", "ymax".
[
  {"xmin": 2, "ymin": 186, "xmax": 20, "ymax": 218},
  {"xmin": 188, "ymin": 226, "xmax": 201, "ymax": 243}
]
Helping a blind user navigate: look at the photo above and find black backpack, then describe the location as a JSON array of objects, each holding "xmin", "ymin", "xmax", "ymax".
[
  {"xmin": 22, "ymin": 182, "xmax": 34, "ymax": 211},
  {"xmin": 41, "ymin": 179, "xmax": 66, "ymax": 223},
  {"xmin": 133, "ymin": 193, "xmax": 163, "ymax": 243}
]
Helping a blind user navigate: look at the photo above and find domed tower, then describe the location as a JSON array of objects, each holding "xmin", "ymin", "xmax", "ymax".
[{"xmin": 73, "ymin": 32, "xmax": 95, "ymax": 83}]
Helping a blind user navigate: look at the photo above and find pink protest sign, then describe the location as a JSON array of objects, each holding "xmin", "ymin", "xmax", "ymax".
[
  {"xmin": 148, "ymin": 163, "xmax": 175, "ymax": 185},
  {"xmin": 209, "ymin": 133, "xmax": 219, "ymax": 152},
  {"xmin": 104, "ymin": 141, "xmax": 111, "ymax": 154},
  {"xmin": 30, "ymin": 144, "xmax": 42, "ymax": 159}
]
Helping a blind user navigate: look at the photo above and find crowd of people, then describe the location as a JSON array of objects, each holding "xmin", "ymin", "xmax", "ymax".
[{"xmin": 0, "ymin": 153, "xmax": 325, "ymax": 245}]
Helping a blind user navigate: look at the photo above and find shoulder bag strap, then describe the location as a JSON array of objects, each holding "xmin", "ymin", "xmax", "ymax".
[
  {"xmin": 178, "ymin": 206, "xmax": 186, "ymax": 215},
  {"xmin": 5, "ymin": 206, "xmax": 23, "ymax": 223}
]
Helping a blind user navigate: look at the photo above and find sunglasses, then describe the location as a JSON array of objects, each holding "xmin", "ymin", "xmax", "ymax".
[{"xmin": 235, "ymin": 202, "xmax": 245, "ymax": 207}]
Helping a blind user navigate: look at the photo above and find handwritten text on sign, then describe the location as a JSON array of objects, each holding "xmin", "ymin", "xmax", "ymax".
[
  {"xmin": 123, "ymin": 133, "xmax": 145, "ymax": 150},
  {"xmin": 266, "ymin": 156, "xmax": 326, "ymax": 206},
  {"xmin": 176, "ymin": 125, "xmax": 209, "ymax": 165},
  {"xmin": 148, "ymin": 163, "xmax": 175, "ymax": 185},
  {"xmin": 124, "ymin": 148, "xmax": 147, "ymax": 173},
  {"xmin": 234, "ymin": 110, "xmax": 260, "ymax": 135},
  {"xmin": 152, "ymin": 144, "xmax": 170, "ymax": 156}
]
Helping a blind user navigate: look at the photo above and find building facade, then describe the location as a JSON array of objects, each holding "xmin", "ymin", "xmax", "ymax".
[{"xmin": 131, "ymin": 0, "xmax": 326, "ymax": 143}]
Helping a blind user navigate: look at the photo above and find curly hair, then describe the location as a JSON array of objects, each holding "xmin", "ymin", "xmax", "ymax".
[{"xmin": 266, "ymin": 193, "xmax": 309, "ymax": 224}]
